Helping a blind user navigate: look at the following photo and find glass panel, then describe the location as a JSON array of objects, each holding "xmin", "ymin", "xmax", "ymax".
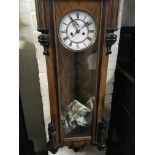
[{"xmin": 58, "ymin": 49, "xmax": 97, "ymax": 138}]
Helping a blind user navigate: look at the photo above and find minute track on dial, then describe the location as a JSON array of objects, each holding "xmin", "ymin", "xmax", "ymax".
[
  {"xmin": 58, "ymin": 10, "xmax": 97, "ymax": 51},
  {"xmin": 88, "ymin": 30, "xmax": 95, "ymax": 33}
]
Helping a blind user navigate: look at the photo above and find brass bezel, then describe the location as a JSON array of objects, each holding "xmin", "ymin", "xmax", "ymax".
[{"xmin": 58, "ymin": 10, "xmax": 97, "ymax": 52}]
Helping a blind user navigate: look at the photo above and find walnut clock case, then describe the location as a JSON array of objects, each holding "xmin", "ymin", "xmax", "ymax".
[{"xmin": 35, "ymin": 0, "xmax": 120, "ymax": 153}]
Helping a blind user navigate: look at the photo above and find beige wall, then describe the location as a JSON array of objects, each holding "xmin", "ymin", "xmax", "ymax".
[
  {"xmin": 122, "ymin": 0, "xmax": 135, "ymax": 26},
  {"xmin": 19, "ymin": 0, "xmax": 47, "ymax": 152}
]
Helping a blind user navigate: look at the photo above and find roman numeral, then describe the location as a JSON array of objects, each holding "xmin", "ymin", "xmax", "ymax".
[
  {"xmin": 76, "ymin": 12, "xmax": 79, "ymax": 18},
  {"xmin": 88, "ymin": 30, "xmax": 95, "ymax": 33},
  {"xmin": 63, "ymin": 36, "xmax": 68, "ymax": 42},
  {"xmin": 63, "ymin": 23, "xmax": 67, "ymax": 26},
  {"xmin": 83, "ymin": 42, "xmax": 86, "ymax": 47},
  {"xmin": 86, "ymin": 20, "xmax": 92, "ymax": 26},
  {"xmin": 68, "ymin": 15, "xmax": 73, "ymax": 21},
  {"xmin": 69, "ymin": 41, "xmax": 72, "ymax": 47},
  {"xmin": 77, "ymin": 43, "xmax": 79, "ymax": 48},
  {"xmin": 87, "ymin": 37, "xmax": 92, "ymax": 41},
  {"xmin": 83, "ymin": 15, "xmax": 86, "ymax": 21},
  {"xmin": 60, "ymin": 30, "xmax": 66, "ymax": 33}
]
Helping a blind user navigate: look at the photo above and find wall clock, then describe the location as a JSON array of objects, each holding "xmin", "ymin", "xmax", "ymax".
[{"xmin": 35, "ymin": 0, "xmax": 120, "ymax": 154}]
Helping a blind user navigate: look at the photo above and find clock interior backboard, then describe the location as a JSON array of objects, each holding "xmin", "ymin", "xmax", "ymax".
[{"xmin": 54, "ymin": 0, "xmax": 102, "ymax": 139}]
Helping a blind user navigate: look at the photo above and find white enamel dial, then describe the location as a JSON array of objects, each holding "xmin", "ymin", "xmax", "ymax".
[{"xmin": 58, "ymin": 10, "xmax": 97, "ymax": 51}]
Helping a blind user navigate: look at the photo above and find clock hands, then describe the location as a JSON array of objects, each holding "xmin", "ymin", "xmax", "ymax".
[
  {"xmin": 68, "ymin": 15, "xmax": 80, "ymax": 31},
  {"xmin": 72, "ymin": 20, "xmax": 93, "ymax": 37},
  {"xmin": 78, "ymin": 20, "xmax": 92, "ymax": 31},
  {"xmin": 71, "ymin": 21, "xmax": 80, "ymax": 37},
  {"xmin": 70, "ymin": 20, "xmax": 80, "ymax": 37},
  {"xmin": 68, "ymin": 15, "xmax": 94, "ymax": 43},
  {"xmin": 77, "ymin": 24, "xmax": 86, "ymax": 32}
]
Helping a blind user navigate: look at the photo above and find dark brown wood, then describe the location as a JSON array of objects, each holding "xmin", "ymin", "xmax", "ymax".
[
  {"xmin": 35, "ymin": 0, "xmax": 62, "ymax": 146},
  {"xmin": 68, "ymin": 141, "xmax": 89, "ymax": 152},
  {"xmin": 92, "ymin": 119, "xmax": 107, "ymax": 151},
  {"xmin": 64, "ymin": 136, "xmax": 91, "ymax": 142},
  {"xmin": 106, "ymin": 28, "xmax": 118, "ymax": 55},
  {"xmin": 97, "ymin": 0, "xmax": 120, "ymax": 122},
  {"xmin": 47, "ymin": 122, "xmax": 60, "ymax": 154},
  {"xmin": 35, "ymin": 0, "xmax": 121, "ymax": 152},
  {"xmin": 38, "ymin": 29, "xmax": 49, "ymax": 55},
  {"xmin": 35, "ymin": 0, "xmax": 47, "ymax": 29}
]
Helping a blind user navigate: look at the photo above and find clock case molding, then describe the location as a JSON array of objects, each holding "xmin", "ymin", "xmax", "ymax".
[{"xmin": 35, "ymin": 0, "xmax": 120, "ymax": 153}]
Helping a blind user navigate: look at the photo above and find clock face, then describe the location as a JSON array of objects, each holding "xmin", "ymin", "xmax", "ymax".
[{"xmin": 58, "ymin": 10, "xmax": 97, "ymax": 51}]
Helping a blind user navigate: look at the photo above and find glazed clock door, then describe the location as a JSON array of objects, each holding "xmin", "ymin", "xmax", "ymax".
[
  {"xmin": 55, "ymin": 6, "xmax": 100, "ymax": 140},
  {"xmin": 35, "ymin": 0, "xmax": 120, "ymax": 153}
]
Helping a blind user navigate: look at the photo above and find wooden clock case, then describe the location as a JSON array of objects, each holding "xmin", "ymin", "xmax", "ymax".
[{"xmin": 35, "ymin": 0, "xmax": 120, "ymax": 153}]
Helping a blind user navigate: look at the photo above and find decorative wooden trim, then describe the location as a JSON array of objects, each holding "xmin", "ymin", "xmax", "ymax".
[
  {"xmin": 97, "ymin": 0, "xmax": 112, "ymax": 126},
  {"xmin": 66, "ymin": 141, "xmax": 88, "ymax": 152},
  {"xmin": 47, "ymin": 122, "xmax": 60, "ymax": 154},
  {"xmin": 92, "ymin": 119, "xmax": 107, "ymax": 151},
  {"xmin": 35, "ymin": 0, "xmax": 62, "ymax": 145},
  {"xmin": 47, "ymin": 0, "xmax": 62, "ymax": 145},
  {"xmin": 64, "ymin": 136, "xmax": 92, "ymax": 142},
  {"xmin": 95, "ymin": 0, "xmax": 107, "ymax": 139},
  {"xmin": 71, "ymin": 142, "xmax": 85, "ymax": 152},
  {"xmin": 106, "ymin": 28, "xmax": 118, "ymax": 55},
  {"xmin": 38, "ymin": 29, "xmax": 49, "ymax": 55}
]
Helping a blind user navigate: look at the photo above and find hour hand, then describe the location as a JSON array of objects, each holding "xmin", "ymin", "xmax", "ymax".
[
  {"xmin": 74, "ymin": 21, "xmax": 80, "ymax": 27},
  {"xmin": 72, "ymin": 21, "xmax": 81, "ymax": 32},
  {"xmin": 68, "ymin": 15, "xmax": 79, "ymax": 29},
  {"xmin": 72, "ymin": 22, "xmax": 78, "ymax": 30}
]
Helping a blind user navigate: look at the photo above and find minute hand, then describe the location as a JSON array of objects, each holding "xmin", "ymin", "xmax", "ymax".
[
  {"xmin": 79, "ymin": 22, "xmax": 91, "ymax": 31},
  {"xmin": 79, "ymin": 23, "xmax": 87, "ymax": 31}
]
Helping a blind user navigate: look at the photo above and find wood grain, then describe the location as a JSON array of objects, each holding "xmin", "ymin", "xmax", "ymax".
[{"xmin": 97, "ymin": 0, "xmax": 120, "ymax": 123}]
